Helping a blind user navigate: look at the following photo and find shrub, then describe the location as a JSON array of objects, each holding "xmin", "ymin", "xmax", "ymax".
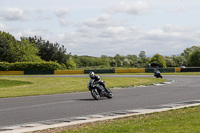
[
  {"xmin": 149, "ymin": 54, "xmax": 167, "ymax": 68},
  {"xmin": 0, "ymin": 62, "xmax": 9, "ymax": 71},
  {"xmin": 189, "ymin": 48, "xmax": 200, "ymax": 66},
  {"xmin": 0, "ymin": 62, "xmax": 61, "ymax": 71}
]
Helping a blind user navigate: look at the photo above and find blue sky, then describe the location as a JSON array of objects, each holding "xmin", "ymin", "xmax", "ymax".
[{"xmin": 0, "ymin": 0, "xmax": 200, "ymax": 57}]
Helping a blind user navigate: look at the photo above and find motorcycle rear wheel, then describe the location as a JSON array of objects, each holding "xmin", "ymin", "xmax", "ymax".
[{"xmin": 91, "ymin": 88, "xmax": 101, "ymax": 100}]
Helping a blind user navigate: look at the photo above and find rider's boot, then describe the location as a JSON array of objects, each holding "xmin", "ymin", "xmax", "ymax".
[{"xmin": 104, "ymin": 88, "xmax": 111, "ymax": 95}]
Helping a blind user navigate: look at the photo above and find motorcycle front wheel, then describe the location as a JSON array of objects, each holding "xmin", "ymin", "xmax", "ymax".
[
  {"xmin": 106, "ymin": 88, "xmax": 113, "ymax": 99},
  {"xmin": 91, "ymin": 88, "xmax": 101, "ymax": 100}
]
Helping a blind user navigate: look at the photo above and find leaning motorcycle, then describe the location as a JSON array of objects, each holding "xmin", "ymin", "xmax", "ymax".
[
  {"xmin": 154, "ymin": 71, "xmax": 163, "ymax": 78},
  {"xmin": 88, "ymin": 79, "xmax": 113, "ymax": 100}
]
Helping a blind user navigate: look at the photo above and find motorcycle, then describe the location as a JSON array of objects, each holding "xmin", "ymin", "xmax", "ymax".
[
  {"xmin": 154, "ymin": 70, "xmax": 163, "ymax": 78},
  {"xmin": 88, "ymin": 79, "xmax": 113, "ymax": 100}
]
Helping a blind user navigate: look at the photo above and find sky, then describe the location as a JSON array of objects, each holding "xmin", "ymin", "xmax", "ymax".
[{"xmin": 0, "ymin": 0, "xmax": 200, "ymax": 57}]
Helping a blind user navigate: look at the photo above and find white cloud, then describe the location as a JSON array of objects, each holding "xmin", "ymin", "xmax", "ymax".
[
  {"xmin": 168, "ymin": 5, "xmax": 187, "ymax": 12},
  {"xmin": 0, "ymin": 23, "xmax": 7, "ymax": 30},
  {"xmin": 0, "ymin": 7, "xmax": 28, "ymax": 21},
  {"xmin": 0, "ymin": 23, "xmax": 19, "ymax": 33},
  {"xmin": 55, "ymin": 8, "xmax": 70, "ymax": 27},
  {"xmin": 55, "ymin": 8, "xmax": 69, "ymax": 18},
  {"xmin": 106, "ymin": 26, "xmax": 126, "ymax": 34},
  {"xmin": 141, "ymin": 24, "xmax": 199, "ymax": 55},
  {"xmin": 55, "ymin": 19, "xmax": 200, "ymax": 56},
  {"xmin": 35, "ymin": 8, "xmax": 53, "ymax": 20},
  {"xmin": 14, "ymin": 29, "xmax": 51, "ymax": 40},
  {"xmin": 163, "ymin": 24, "xmax": 188, "ymax": 32},
  {"xmin": 59, "ymin": 18, "xmax": 71, "ymax": 27},
  {"xmin": 53, "ymin": 14, "xmax": 142, "ymax": 56},
  {"xmin": 83, "ymin": 14, "xmax": 122, "ymax": 28},
  {"xmin": 15, "ymin": 30, "xmax": 36, "ymax": 38},
  {"xmin": 108, "ymin": 1, "xmax": 150, "ymax": 15}
]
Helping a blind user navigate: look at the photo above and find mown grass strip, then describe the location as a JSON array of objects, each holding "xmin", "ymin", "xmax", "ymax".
[
  {"xmin": 0, "ymin": 77, "xmax": 167, "ymax": 98},
  {"xmin": 0, "ymin": 79, "xmax": 32, "ymax": 88},
  {"xmin": 58, "ymin": 106, "xmax": 200, "ymax": 133}
]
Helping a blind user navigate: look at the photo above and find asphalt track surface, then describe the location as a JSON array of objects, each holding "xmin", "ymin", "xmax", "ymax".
[{"xmin": 0, "ymin": 75, "xmax": 200, "ymax": 128}]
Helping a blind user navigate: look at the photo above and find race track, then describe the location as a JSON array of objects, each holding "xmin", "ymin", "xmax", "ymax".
[{"xmin": 0, "ymin": 75, "xmax": 200, "ymax": 128}]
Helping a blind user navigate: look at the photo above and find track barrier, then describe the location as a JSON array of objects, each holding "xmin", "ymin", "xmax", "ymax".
[
  {"xmin": 0, "ymin": 67, "xmax": 200, "ymax": 75},
  {"xmin": 54, "ymin": 70, "xmax": 84, "ymax": 74},
  {"xmin": 0, "ymin": 71, "xmax": 24, "ymax": 75},
  {"xmin": 115, "ymin": 68, "xmax": 145, "ymax": 73}
]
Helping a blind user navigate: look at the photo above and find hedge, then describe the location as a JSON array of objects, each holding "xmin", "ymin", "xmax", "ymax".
[
  {"xmin": 0, "ymin": 62, "xmax": 9, "ymax": 71},
  {"xmin": 0, "ymin": 62, "xmax": 61, "ymax": 71}
]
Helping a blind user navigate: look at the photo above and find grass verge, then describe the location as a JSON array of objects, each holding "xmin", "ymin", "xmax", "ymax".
[
  {"xmin": 55, "ymin": 105, "xmax": 200, "ymax": 133},
  {"xmin": 0, "ymin": 79, "xmax": 32, "ymax": 88},
  {"xmin": 0, "ymin": 76, "xmax": 167, "ymax": 98}
]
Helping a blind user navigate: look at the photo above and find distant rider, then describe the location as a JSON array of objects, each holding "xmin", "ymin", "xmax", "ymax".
[
  {"xmin": 153, "ymin": 68, "xmax": 163, "ymax": 78},
  {"xmin": 154, "ymin": 68, "xmax": 160, "ymax": 74}
]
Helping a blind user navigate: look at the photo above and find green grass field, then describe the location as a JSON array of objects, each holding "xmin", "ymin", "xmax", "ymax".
[
  {"xmin": 59, "ymin": 106, "xmax": 200, "ymax": 133},
  {"xmin": 0, "ymin": 79, "xmax": 32, "ymax": 88},
  {"xmin": 0, "ymin": 76, "xmax": 167, "ymax": 98}
]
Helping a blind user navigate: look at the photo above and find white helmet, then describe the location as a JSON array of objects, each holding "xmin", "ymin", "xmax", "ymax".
[{"xmin": 89, "ymin": 71, "xmax": 95, "ymax": 78}]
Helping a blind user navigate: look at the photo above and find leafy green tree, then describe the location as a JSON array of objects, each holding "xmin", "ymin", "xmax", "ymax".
[
  {"xmin": 165, "ymin": 56, "xmax": 176, "ymax": 67},
  {"xmin": 10, "ymin": 39, "xmax": 42, "ymax": 62},
  {"xmin": 172, "ymin": 55, "xmax": 187, "ymax": 67},
  {"xmin": 73, "ymin": 56, "xmax": 87, "ymax": 67},
  {"xmin": 0, "ymin": 31, "xmax": 16, "ymax": 62},
  {"xmin": 181, "ymin": 46, "xmax": 199, "ymax": 66},
  {"xmin": 114, "ymin": 54, "xmax": 123, "ymax": 67},
  {"xmin": 189, "ymin": 48, "xmax": 200, "ymax": 66},
  {"xmin": 66, "ymin": 56, "xmax": 77, "ymax": 69},
  {"xmin": 181, "ymin": 46, "xmax": 199, "ymax": 58},
  {"xmin": 149, "ymin": 54, "xmax": 166, "ymax": 68},
  {"xmin": 109, "ymin": 58, "xmax": 117, "ymax": 67},
  {"xmin": 123, "ymin": 58, "xmax": 131, "ymax": 67},
  {"xmin": 72, "ymin": 55, "xmax": 110, "ymax": 68},
  {"xmin": 27, "ymin": 36, "xmax": 69, "ymax": 65},
  {"xmin": 100, "ymin": 55, "xmax": 110, "ymax": 67},
  {"xmin": 126, "ymin": 54, "xmax": 137, "ymax": 67},
  {"xmin": 0, "ymin": 31, "xmax": 42, "ymax": 62},
  {"xmin": 138, "ymin": 51, "xmax": 148, "ymax": 67},
  {"xmin": 139, "ymin": 51, "xmax": 146, "ymax": 59}
]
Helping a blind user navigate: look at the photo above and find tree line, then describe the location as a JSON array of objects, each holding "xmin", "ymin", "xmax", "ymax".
[
  {"xmin": 0, "ymin": 31, "xmax": 199, "ymax": 69},
  {"xmin": 0, "ymin": 31, "xmax": 70, "ymax": 69},
  {"xmin": 72, "ymin": 46, "xmax": 199, "ymax": 69}
]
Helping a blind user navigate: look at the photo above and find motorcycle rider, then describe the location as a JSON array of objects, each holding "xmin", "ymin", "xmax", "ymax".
[
  {"xmin": 153, "ymin": 68, "xmax": 163, "ymax": 78},
  {"xmin": 88, "ymin": 71, "xmax": 110, "ymax": 96}
]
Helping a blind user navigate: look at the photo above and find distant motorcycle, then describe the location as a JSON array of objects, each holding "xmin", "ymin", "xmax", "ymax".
[
  {"xmin": 88, "ymin": 79, "xmax": 113, "ymax": 100},
  {"xmin": 154, "ymin": 69, "xmax": 163, "ymax": 78}
]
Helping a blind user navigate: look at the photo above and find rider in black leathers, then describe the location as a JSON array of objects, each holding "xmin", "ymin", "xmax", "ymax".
[
  {"xmin": 153, "ymin": 68, "xmax": 163, "ymax": 78},
  {"xmin": 88, "ymin": 71, "xmax": 110, "ymax": 95}
]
